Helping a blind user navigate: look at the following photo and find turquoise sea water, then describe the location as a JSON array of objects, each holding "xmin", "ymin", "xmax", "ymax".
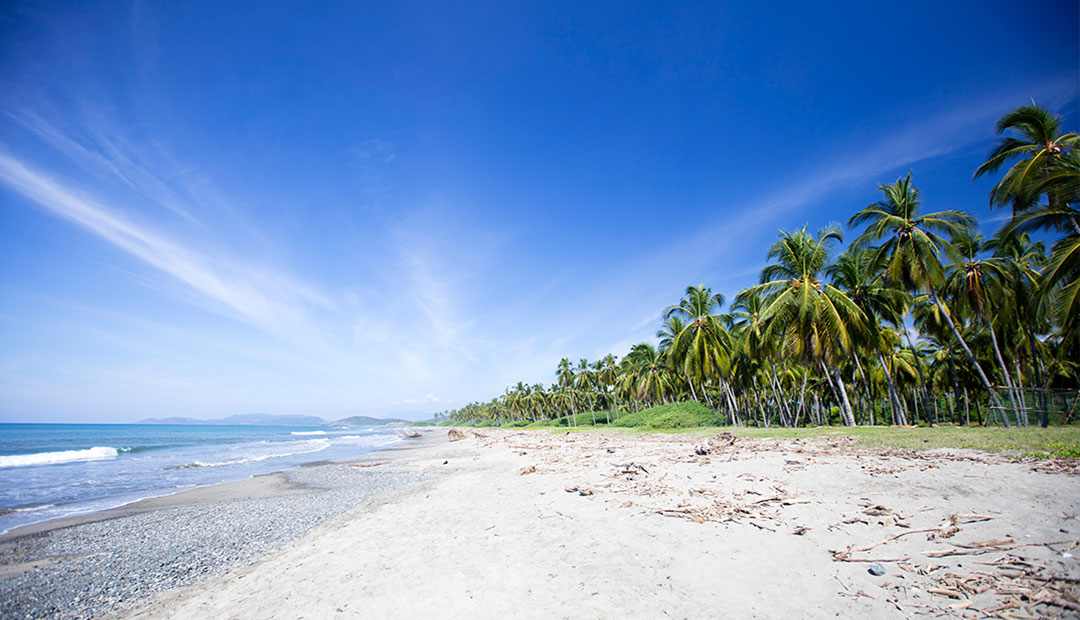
[{"xmin": 0, "ymin": 423, "xmax": 403, "ymax": 534}]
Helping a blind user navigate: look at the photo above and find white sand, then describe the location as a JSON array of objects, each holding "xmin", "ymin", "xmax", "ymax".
[{"xmin": 111, "ymin": 430, "xmax": 1080, "ymax": 619}]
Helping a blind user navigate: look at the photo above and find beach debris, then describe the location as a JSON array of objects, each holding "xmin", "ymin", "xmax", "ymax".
[
  {"xmin": 868, "ymin": 563, "xmax": 886, "ymax": 576},
  {"xmin": 400, "ymin": 430, "xmax": 422, "ymax": 438},
  {"xmin": 793, "ymin": 525, "xmax": 809, "ymax": 535},
  {"xmin": 565, "ymin": 485, "xmax": 594, "ymax": 496},
  {"xmin": 470, "ymin": 430, "xmax": 489, "ymax": 438},
  {"xmin": 612, "ymin": 462, "xmax": 649, "ymax": 476},
  {"xmin": 447, "ymin": 429, "xmax": 466, "ymax": 442},
  {"xmin": 348, "ymin": 461, "xmax": 390, "ymax": 468},
  {"xmin": 694, "ymin": 432, "xmax": 736, "ymax": 455},
  {"xmin": 518, "ymin": 465, "xmax": 537, "ymax": 475}
]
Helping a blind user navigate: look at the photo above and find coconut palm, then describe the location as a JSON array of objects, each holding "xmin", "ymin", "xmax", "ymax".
[
  {"xmin": 827, "ymin": 248, "xmax": 909, "ymax": 424},
  {"xmin": 622, "ymin": 343, "xmax": 671, "ymax": 406},
  {"xmin": 573, "ymin": 358, "xmax": 596, "ymax": 424},
  {"xmin": 744, "ymin": 225, "xmax": 864, "ymax": 426},
  {"xmin": 943, "ymin": 230, "xmax": 1022, "ymax": 425},
  {"xmin": 664, "ymin": 285, "xmax": 730, "ymax": 407},
  {"xmin": 556, "ymin": 358, "xmax": 578, "ymax": 427},
  {"xmin": 657, "ymin": 316, "xmax": 686, "ymax": 353},
  {"xmin": 596, "ymin": 354, "xmax": 620, "ymax": 421},
  {"xmin": 973, "ymin": 103, "xmax": 1079, "ymax": 214},
  {"xmin": 848, "ymin": 174, "xmax": 1010, "ymax": 424}
]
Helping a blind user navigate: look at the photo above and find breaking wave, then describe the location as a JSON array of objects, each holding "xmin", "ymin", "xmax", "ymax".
[{"xmin": 0, "ymin": 447, "xmax": 120, "ymax": 468}]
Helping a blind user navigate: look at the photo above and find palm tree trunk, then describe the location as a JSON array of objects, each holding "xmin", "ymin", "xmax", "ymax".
[
  {"xmin": 766, "ymin": 360, "xmax": 793, "ymax": 427},
  {"xmin": 984, "ymin": 316, "xmax": 1020, "ymax": 427},
  {"xmin": 568, "ymin": 390, "xmax": 578, "ymax": 428},
  {"xmin": 1027, "ymin": 326, "xmax": 1049, "ymax": 427},
  {"xmin": 1014, "ymin": 360, "xmax": 1029, "ymax": 427},
  {"xmin": 832, "ymin": 367, "xmax": 857, "ymax": 426},
  {"xmin": 796, "ymin": 372, "xmax": 808, "ymax": 427},
  {"xmin": 929, "ymin": 289, "xmax": 1009, "ymax": 427},
  {"xmin": 902, "ymin": 322, "xmax": 932, "ymax": 424},
  {"xmin": 820, "ymin": 360, "xmax": 855, "ymax": 426},
  {"xmin": 852, "ymin": 353, "xmax": 874, "ymax": 425},
  {"xmin": 946, "ymin": 348, "xmax": 960, "ymax": 424},
  {"xmin": 877, "ymin": 351, "xmax": 905, "ymax": 425}
]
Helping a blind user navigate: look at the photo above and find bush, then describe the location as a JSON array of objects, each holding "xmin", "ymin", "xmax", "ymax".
[
  {"xmin": 610, "ymin": 402, "xmax": 722, "ymax": 429},
  {"xmin": 504, "ymin": 420, "xmax": 532, "ymax": 428},
  {"xmin": 475, "ymin": 420, "xmax": 499, "ymax": 427}
]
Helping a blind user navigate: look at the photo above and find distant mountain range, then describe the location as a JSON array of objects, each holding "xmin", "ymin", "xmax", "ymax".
[
  {"xmin": 137, "ymin": 413, "xmax": 413, "ymax": 426},
  {"xmin": 329, "ymin": 415, "xmax": 410, "ymax": 427},
  {"xmin": 137, "ymin": 413, "xmax": 327, "ymax": 426}
]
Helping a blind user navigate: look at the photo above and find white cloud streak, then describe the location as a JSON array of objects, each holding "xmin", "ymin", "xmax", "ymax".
[{"xmin": 0, "ymin": 152, "xmax": 330, "ymax": 347}]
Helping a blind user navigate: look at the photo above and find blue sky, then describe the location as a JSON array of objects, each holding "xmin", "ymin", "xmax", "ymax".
[{"xmin": 0, "ymin": 1, "xmax": 1076, "ymax": 423}]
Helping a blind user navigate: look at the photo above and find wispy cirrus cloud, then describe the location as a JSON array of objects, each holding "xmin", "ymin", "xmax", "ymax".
[{"xmin": 0, "ymin": 151, "xmax": 332, "ymax": 348}]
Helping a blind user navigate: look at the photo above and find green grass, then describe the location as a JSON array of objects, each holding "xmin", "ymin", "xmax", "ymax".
[
  {"xmin": 609, "ymin": 402, "xmax": 722, "ymax": 430},
  {"xmin": 524, "ymin": 411, "xmax": 612, "ymax": 429},
  {"xmin": 543, "ymin": 419, "xmax": 1080, "ymax": 455},
  {"xmin": 442, "ymin": 405, "xmax": 1080, "ymax": 455},
  {"xmin": 700, "ymin": 425, "xmax": 1080, "ymax": 455}
]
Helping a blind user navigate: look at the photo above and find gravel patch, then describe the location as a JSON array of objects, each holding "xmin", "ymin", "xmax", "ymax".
[{"xmin": 0, "ymin": 463, "xmax": 426, "ymax": 619}]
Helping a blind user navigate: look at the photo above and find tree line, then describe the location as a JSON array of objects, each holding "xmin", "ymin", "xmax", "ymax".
[{"xmin": 439, "ymin": 103, "xmax": 1079, "ymax": 428}]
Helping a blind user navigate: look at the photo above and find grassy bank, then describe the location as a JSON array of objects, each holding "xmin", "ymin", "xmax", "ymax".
[{"xmin": 441, "ymin": 401, "xmax": 1080, "ymax": 456}]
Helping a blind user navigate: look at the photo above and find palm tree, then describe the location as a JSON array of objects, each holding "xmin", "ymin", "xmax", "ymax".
[
  {"xmin": 622, "ymin": 343, "xmax": 670, "ymax": 406},
  {"xmin": 849, "ymin": 174, "xmax": 1010, "ymax": 425},
  {"xmin": 573, "ymin": 358, "xmax": 596, "ymax": 425},
  {"xmin": 664, "ymin": 285, "xmax": 729, "ymax": 407},
  {"xmin": 556, "ymin": 359, "xmax": 578, "ymax": 427},
  {"xmin": 828, "ymin": 248, "xmax": 909, "ymax": 425},
  {"xmin": 657, "ymin": 316, "xmax": 686, "ymax": 353},
  {"xmin": 943, "ymin": 230, "xmax": 1022, "ymax": 425},
  {"xmin": 744, "ymin": 225, "xmax": 864, "ymax": 426},
  {"xmin": 597, "ymin": 354, "xmax": 620, "ymax": 422},
  {"xmin": 731, "ymin": 288, "xmax": 795, "ymax": 426},
  {"xmin": 973, "ymin": 102, "xmax": 1079, "ymax": 215},
  {"xmin": 986, "ymin": 231, "xmax": 1050, "ymax": 425}
]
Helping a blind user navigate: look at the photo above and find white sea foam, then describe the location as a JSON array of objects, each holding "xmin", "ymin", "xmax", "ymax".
[
  {"xmin": 180, "ymin": 439, "xmax": 331, "ymax": 468},
  {"xmin": 0, "ymin": 447, "xmax": 119, "ymax": 468},
  {"xmin": 290, "ymin": 431, "xmax": 326, "ymax": 436},
  {"xmin": 13, "ymin": 503, "xmax": 55, "ymax": 512}
]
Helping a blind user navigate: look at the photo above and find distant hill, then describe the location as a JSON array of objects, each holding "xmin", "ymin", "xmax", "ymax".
[
  {"xmin": 137, "ymin": 413, "xmax": 327, "ymax": 426},
  {"xmin": 329, "ymin": 416, "xmax": 410, "ymax": 427}
]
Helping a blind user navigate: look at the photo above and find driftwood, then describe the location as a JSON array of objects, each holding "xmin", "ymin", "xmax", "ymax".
[
  {"xmin": 694, "ymin": 432, "xmax": 736, "ymax": 455},
  {"xmin": 565, "ymin": 485, "xmax": 594, "ymax": 496},
  {"xmin": 447, "ymin": 429, "xmax": 466, "ymax": 442},
  {"xmin": 611, "ymin": 462, "xmax": 649, "ymax": 475},
  {"xmin": 349, "ymin": 461, "xmax": 390, "ymax": 468}
]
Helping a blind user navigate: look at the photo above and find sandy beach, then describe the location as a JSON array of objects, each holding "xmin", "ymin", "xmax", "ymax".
[{"xmin": 51, "ymin": 428, "xmax": 1072, "ymax": 619}]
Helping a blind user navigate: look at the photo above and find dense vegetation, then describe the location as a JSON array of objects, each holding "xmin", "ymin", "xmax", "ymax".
[{"xmin": 439, "ymin": 103, "xmax": 1079, "ymax": 429}]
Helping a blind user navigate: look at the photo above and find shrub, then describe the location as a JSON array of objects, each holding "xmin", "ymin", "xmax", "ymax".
[{"xmin": 610, "ymin": 402, "xmax": 722, "ymax": 429}]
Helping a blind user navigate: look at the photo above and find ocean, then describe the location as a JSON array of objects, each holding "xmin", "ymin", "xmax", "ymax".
[{"xmin": 0, "ymin": 423, "xmax": 404, "ymax": 534}]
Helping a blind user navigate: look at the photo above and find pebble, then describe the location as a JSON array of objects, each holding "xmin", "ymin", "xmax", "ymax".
[
  {"xmin": 0, "ymin": 464, "xmax": 425, "ymax": 619},
  {"xmin": 867, "ymin": 563, "xmax": 886, "ymax": 576}
]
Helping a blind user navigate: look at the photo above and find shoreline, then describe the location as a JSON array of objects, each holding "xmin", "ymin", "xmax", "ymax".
[
  {"xmin": 0, "ymin": 430, "xmax": 443, "ymax": 619},
  {"xmin": 0, "ymin": 429, "xmax": 429, "ymax": 542}
]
